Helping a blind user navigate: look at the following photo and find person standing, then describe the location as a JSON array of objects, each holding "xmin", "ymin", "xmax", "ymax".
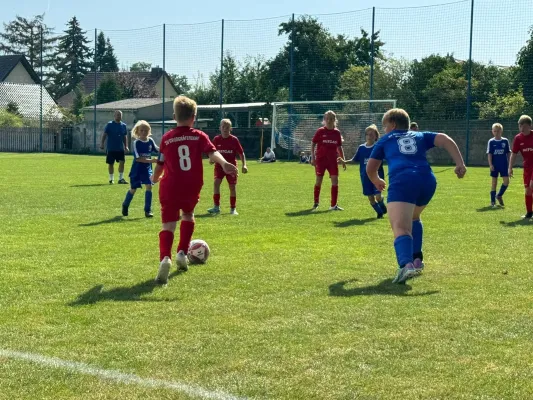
[{"xmin": 100, "ymin": 110, "xmax": 129, "ymax": 184}]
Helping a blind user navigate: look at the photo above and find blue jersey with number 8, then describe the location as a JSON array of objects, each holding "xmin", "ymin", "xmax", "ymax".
[{"xmin": 370, "ymin": 130, "xmax": 437, "ymax": 178}]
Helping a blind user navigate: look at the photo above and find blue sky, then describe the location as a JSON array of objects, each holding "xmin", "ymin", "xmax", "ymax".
[{"xmin": 3, "ymin": 0, "xmax": 532, "ymax": 86}]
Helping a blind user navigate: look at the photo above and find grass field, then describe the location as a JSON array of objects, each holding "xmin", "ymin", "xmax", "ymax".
[{"xmin": 1, "ymin": 153, "xmax": 533, "ymax": 400}]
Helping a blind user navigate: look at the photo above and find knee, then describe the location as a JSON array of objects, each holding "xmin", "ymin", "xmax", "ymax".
[{"xmin": 527, "ymin": 188, "xmax": 533, "ymax": 196}]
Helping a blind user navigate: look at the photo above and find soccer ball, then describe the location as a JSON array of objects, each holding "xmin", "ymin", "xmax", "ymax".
[{"xmin": 188, "ymin": 239, "xmax": 210, "ymax": 264}]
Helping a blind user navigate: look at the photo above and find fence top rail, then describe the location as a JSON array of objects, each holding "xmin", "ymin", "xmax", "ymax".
[{"xmin": 272, "ymin": 100, "xmax": 397, "ymax": 106}]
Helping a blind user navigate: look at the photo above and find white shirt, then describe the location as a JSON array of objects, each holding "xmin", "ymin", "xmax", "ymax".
[{"xmin": 263, "ymin": 151, "xmax": 275, "ymax": 160}]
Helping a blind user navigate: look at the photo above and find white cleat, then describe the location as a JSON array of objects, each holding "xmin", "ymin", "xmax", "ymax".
[
  {"xmin": 155, "ymin": 256, "xmax": 172, "ymax": 284},
  {"xmin": 230, "ymin": 208, "xmax": 239, "ymax": 215},
  {"xmin": 329, "ymin": 205, "xmax": 344, "ymax": 211},
  {"xmin": 176, "ymin": 250, "xmax": 189, "ymax": 272}
]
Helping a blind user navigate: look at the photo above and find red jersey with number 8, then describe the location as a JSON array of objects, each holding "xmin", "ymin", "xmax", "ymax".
[{"xmin": 158, "ymin": 126, "xmax": 216, "ymax": 203}]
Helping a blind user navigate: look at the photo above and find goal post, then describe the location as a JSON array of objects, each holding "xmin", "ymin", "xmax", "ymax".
[{"xmin": 271, "ymin": 100, "xmax": 397, "ymax": 159}]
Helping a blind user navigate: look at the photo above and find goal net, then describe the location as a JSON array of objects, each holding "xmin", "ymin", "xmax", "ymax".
[{"xmin": 271, "ymin": 100, "xmax": 397, "ymax": 158}]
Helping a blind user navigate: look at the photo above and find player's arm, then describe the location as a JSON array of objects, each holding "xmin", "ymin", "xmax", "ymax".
[
  {"xmin": 337, "ymin": 145, "xmax": 347, "ymax": 170},
  {"xmin": 488, "ymin": 153, "xmax": 494, "ymax": 171},
  {"xmin": 123, "ymin": 134, "xmax": 129, "ymax": 152},
  {"xmin": 151, "ymin": 149, "xmax": 165, "ymax": 183},
  {"xmin": 239, "ymin": 152, "xmax": 248, "ymax": 173},
  {"xmin": 310, "ymin": 142, "xmax": 316, "ymax": 166},
  {"xmin": 366, "ymin": 158, "xmax": 386, "ymax": 191},
  {"xmin": 508, "ymin": 152, "xmax": 517, "ymax": 177},
  {"xmin": 100, "ymin": 132, "xmax": 107, "ymax": 150},
  {"xmin": 434, "ymin": 133, "xmax": 466, "ymax": 178},
  {"xmin": 208, "ymin": 151, "xmax": 238, "ymax": 176}
]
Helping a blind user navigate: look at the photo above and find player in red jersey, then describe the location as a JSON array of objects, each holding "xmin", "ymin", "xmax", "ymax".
[
  {"xmin": 310, "ymin": 110, "xmax": 347, "ymax": 211},
  {"xmin": 207, "ymin": 119, "xmax": 248, "ymax": 215},
  {"xmin": 151, "ymin": 96, "xmax": 238, "ymax": 284},
  {"xmin": 509, "ymin": 115, "xmax": 533, "ymax": 219}
]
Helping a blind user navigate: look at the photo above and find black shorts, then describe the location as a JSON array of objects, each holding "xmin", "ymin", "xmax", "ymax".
[{"xmin": 106, "ymin": 151, "xmax": 125, "ymax": 164}]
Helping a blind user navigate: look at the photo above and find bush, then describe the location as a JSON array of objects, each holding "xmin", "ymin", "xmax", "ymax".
[{"xmin": 0, "ymin": 110, "xmax": 24, "ymax": 127}]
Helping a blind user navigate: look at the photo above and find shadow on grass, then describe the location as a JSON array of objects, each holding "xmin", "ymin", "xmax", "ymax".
[
  {"xmin": 333, "ymin": 218, "xmax": 376, "ymax": 228},
  {"xmin": 476, "ymin": 206, "xmax": 503, "ymax": 212},
  {"xmin": 500, "ymin": 218, "xmax": 533, "ymax": 227},
  {"xmin": 69, "ymin": 273, "xmax": 182, "ymax": 305},
  {"xmin": 194, "ymin": 213, "xmax": 216, "ymax": 219},
  {"xmin": 433, "ymin": 168, "xmax": 453, "ymax": 174},
  {"xmin": 329, "ymin": 278, "xmax": 439, "ymax": 297},
  {"xmin": 79, "ymin": 216, "xmax": 144, "ymax": 227},
  {"xmin": 285, "ymin": 209, "xmax": 329, "ymax": 217},
  {"xmin": 70, "ymin": 184, "xmax": 111, "ymax": 187}
]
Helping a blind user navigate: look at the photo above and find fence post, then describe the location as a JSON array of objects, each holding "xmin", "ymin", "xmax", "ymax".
[
  {"xmin": 93, "ymin": 29, "xmax": 98, "ymax": 152},
  {"xmin": 219, "ymin": 19, "xmax": 224, "ymax": 121},
  {"xmin": 370, "ymin": 7, "xmax": 375, "ymax": 104},
  {"xmin": 40, "ymin": 25, "xmax": 43, "ymax": 152},
  {"xmin": 465, "ymin": 0, "xmax": 475, "ymax": 165},
  {"xmin": 289, "ymin": 13, "xmax": 295, "ymax": 103},
  {"xmin": 162, "ymin": 24, "xmax": 166, "ymax": 136}
]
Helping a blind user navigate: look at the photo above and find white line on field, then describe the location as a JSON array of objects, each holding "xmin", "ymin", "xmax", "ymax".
[{"xmin": 0, "ymin": 349, "xmax": 248, "ymax": 400}]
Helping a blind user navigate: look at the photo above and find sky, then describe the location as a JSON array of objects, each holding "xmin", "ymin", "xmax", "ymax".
[{"xmin": 3, "ymin": 0, "xmax": 532, "ymax": 87}]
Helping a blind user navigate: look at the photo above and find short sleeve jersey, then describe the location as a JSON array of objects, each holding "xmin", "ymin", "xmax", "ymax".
[
  {"xmin": 312, "ymin": 127, "xmax": 342, "ymax": 162},
  {"xmin": 212, "ymin": 134, "xmax": 244, "ymax": 167},
  {"xmin": 129, "ymin": 138, "xmax": 157, "ymax": 177},
  {"xmin": 104, "ymin": 121, "xmax": 127, "ymax": 151},
  {"xmin": 370, "ymin": 130, "xmax": 437, "ymax": 179},
  {"xmin": 353, "ymin": 144, "xmax": 384, "ymax": 179},
  {"xmin": 511, "ymin": 131, "xmax": 533, "ymax": 169},
  {"xmin": 486, "ymin": 138, "xmax": 510, "ymax": 171},
  {"xmin": 158, "ymin": 126, "xmax": 216, "ymax": 201}
]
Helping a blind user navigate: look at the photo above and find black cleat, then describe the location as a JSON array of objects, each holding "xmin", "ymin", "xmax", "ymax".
[
  {"xmin": 312, "ymin": 203, "xmax": 319, "ymax": 211},
  {"xmin": 118, "ymin": 178, "xmax": 128, "ymax": 184},
  {"xmin": 109, "ymin": 180, "xmax": 114, "ymax": 184},
  {"xmin": 145, "ymin": 211, "xmax": 154, "ymax": 218},
  {"xmin": 497, "ymin": 196, "xmax": 504, "ymax": 207},
  {"xmin": 377, "ymin": 213, "xmax": 384, "ymax": 219},
  {"xmin": 122, "ymin": 205, "xmax": 128, "ymax": 216},
  {"xmin": 380, "ymin": 203, "xmax": 388, "ymax": 215},
  {"xmin": 523, "ymin": 212, "xmax": 533, "ymax": 219}
]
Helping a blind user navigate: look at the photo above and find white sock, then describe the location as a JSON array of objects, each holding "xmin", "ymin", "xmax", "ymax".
[
  {"xmin": 109, "ymin": 174, "xmax": 114, "ymax": 181},
  {"xmin": 119, "ymin": 172, "xmax": 124, "ymax": 180}
]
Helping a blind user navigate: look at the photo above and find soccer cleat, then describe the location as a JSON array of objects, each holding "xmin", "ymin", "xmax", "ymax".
[
  {"xmin": 329, "ymin": 205, "xmax": 344, "ymax": 211},
  {"xmin": 496, "ymin": 196, "xmax": 504, "ymax": 207},
  {"xmin": 122, "ymin": 204, "xmax": 128, "ymax": 216},
  {"xmin": 312, "ymin": 203, "xmax": 319, "ymax": 211},
  {"xmin": 379, "ymin": 202, "xmax": 388, "ymax": 215},
  {"xmin": 522, "ymin": 212, "xmax": 533, "ymax": 219},
  {"xmin": 155, "ymin": 256, "xmax": 172, "ymax": 284},
  {"xmin": 207, "ymin": 206, "xmax": 220, "ymax": 214},
  {"xmin": 109, "ymin": 180, "xmax": 114, "ymax": 185},
  {"xmin": 176, "ymin": 250, "xmax": 189, "ymax": 272},
  {"xmin": 230, "ymin": 208, "xmax": 239, "ymax": 215},
  {"xmin": 145, "ymin": 211, "xmax": 153, "ymax": 218},
  {"xmin": 413, "ymin": 258, "xmax": 425, "ymax": 275},
  {"xmin": 118, "ymin": 178, "xmax": 128, "ymax": 184},
  {"xmin": 392, "ymin": 263, "xmax": 417, "ymax": 284},
  {"xmin": 491, "ymin": 202, "xmax": 496, "ymax": 208},
  {"xmin": 377, "ymin": 213, "xmax": 384, "ymax": 219}
]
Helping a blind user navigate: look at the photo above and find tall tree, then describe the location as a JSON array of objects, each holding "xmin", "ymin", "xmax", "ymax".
[
  {"xmin": 0, "ymin": 14, "xmax": 57, "ymax": 82},
  {"xmin": 130, "ymin": 62, "xmax": 152, "ymax": 72},
  {"xmin": 517, "ymin": 26, "xmax": 533, "ymax": 105},
  {"xmin": 101, "ymin": 38, "xmax": 119, "ymax": 72},
  {"xmin": 52, "ymin": 16, "xmax": 92, "ymax": 98},
  {"xmin": 169, "ymin": 73, "xmax": 190, "ymax": 94},
  {"xmin": 95, "ymin": 32, "xmax": 106, "ymax": 71}
]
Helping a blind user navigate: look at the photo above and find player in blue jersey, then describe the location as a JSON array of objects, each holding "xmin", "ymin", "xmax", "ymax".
[
  {"xmin": 487, "ymin": 123, "xmax": 510, "ymax": 207},
  {"xmin": 121, "ymin": 121, "xmax": 159, "ymax": 218},
  {"xmin": 350, "ymin": 124, "xmax": 387, "ymax": 218},
  {"xmin": 366, "ymin": 108, "xmax": 466, "ymax": 284}
]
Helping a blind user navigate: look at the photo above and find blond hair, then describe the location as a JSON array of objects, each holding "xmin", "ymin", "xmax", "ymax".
[
  {"xmin": 220, "ymin": 118, "xmax": 232, "ymax": 128},
  {"xmin": 382, "ymin": 108, "xmax": 410, "ymax": 130},
  {"xmin": 365, "ymin": 124, "xmax": 380, "ymax": 141},
  {"xmin": 173, "ymin": 95, "xmax": 197, "ymax": 123},
  {"xmin": 518, "ymin": 115, "xmax": 532, "ymax": 126},
  {"xmin": 131, "ymin": 120, "xmax": 151, "ymax": 139},
  {"xmin": 492, "ymin": 123, "xmax": 503, "ymax": 132},
  {"xmin": 324, "ymin": 110, "xmax": 337, "ymax": 127}
]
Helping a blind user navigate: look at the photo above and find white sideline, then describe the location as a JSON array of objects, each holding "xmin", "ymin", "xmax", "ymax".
[{"xmin": 0, "ymin": 349, "xmax": 248, "ymax": 400}]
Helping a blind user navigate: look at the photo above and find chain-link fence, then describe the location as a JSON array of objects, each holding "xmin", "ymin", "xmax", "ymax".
[{"xmin": 1, "ymin": 0, "xmax": 532, "ymax": 164}]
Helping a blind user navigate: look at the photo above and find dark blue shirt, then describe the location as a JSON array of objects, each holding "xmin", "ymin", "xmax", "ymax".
[
  {"xmin": 104, "ymin": 121, "xmax": 127, "ymax": 151},
  {"xmin": 370, "ymin": 130, "xmax": 437, "ymax": 179},
  {"xmin": 129, "ymin": 138, "xmax": 158, "ymax": 177},
  {"xmin": 486, "ymin": 138, "xmax": 510, "ymax": 171},
  {"xmin": 353, "ymin": 144, "xmax": 384, "ymax": 179}
]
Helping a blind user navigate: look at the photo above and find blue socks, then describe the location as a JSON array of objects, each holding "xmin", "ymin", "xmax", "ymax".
[
  {"xmin": 123, "ymin": 191, "xmax": 134, "ymax": 207},
  {"xmin": 412, "ymin": 220, "xmax": 423, "ymax": 256},
  {"xmin": 144, "ymin": 191, "xmax": 152, "ymax": 212},
  {"xmin": 490, "ymin": 190, "xmax": 496, "ymax": 204},
  {"xmin": 378, "ymin": 200, "xmax": 387, "ymax": 214},
  {"xmin": 497, "ymin": 185, "xmax": 508, "ymax": 197},
  {"xmin": 371, "ymin": 203, "xmax": 382, "ymax": 215},
  {"xmin": 394, "ymin": 235, "xmax": 413, "ymax": 268}
]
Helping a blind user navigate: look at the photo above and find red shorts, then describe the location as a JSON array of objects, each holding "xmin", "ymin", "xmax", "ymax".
[
  {"xmin": 523, "ymin": 168, "xmax": 533, "ymax": 187},
  {"xmin": 160, "ymin": 196, "xmax": 199, "ymax": 223},
  {"xmin": 315, "ymin": 159, "xmax": 338, "ymax": 177},
  {"xmin": 214, "ymin": 167, "xmax": 237, "ymax": 185}
]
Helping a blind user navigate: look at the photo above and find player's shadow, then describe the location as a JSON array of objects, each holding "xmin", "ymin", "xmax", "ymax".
[
  {"xmin": 70, "ymin": 184, "xmax": 111, "ymax": 187},
  {"xmin": 500, "ymin": 219, "xmax": 532, "ymax": 227},
  {"xmin": 78, "ymin": 216, "xmax": 143, "ymax": 227},
  {"xmin": 433, "ymin": 167, "xmax": 453, "ymax": 174},
  {"xmin": 333, "ymin": 218, "xmax": 376, "ymax": 228},
  {"xmin": 476, "ymin": 206, "xmax": 502, "ymax": 212},
  {"xmin": 329, "ymin": 278, "xmax": 439, "ymax": 297},
  {"xmin": 69, "ymin": 273, "xmax": 182, "ymax": 305},
  {"xmin": 285, "ymin": 209, "xmax": 329, "ymax": 217},
  {"xmin": 194, "ymin": 213, "xmax": 216, "ymax": 219}
]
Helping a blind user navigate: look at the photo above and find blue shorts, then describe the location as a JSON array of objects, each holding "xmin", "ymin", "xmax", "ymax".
[
  {"xmin": 490, "ymin": 167, "xmax": 508, "ymax": 178},
  {"xmin": 388, "ymin": 172, "xmax": 437, "ymax": 207},
  {"xmin": 361, "ymin": 175, "xmax": 381, "ymax": 196},
  {"xmin": 130, "ymin": 172, "xmax": 152, "ymax": 189}
]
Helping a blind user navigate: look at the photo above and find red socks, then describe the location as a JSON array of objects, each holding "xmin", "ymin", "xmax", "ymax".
[
  {"xmin": 331, "ymin": 185, "xmax": 338, "ymax": 207},
  {"xmin": 159, "ymin": 230, "xmax": 174, "ymax": 261},
  {"xmin": 526, "ymin": 195, "xmax": 533, "ymax": 213},
  {"xmin": 213, "ymin": 194, "xmax": 220, "ymax": 206},
  {"xmin": 230, "ymin": 196, "xmax": 236, "ymax": 208},
  {"xmin": 314, "ymin": 185, "xmax": 321, "ymax": 204},
  {"xmin": 177, "ymin": 220, "xmax": 195, "ymax": 253}
]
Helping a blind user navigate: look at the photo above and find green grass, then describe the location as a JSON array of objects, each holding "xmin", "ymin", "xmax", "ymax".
[{"xmin": 1, "ymin": 153, "xmax": 533, "ymax": 400}]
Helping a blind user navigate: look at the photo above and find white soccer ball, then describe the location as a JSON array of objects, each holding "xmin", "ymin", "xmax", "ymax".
[{"xmin": 187, "ymin": 239, "xmax": 210, "ymax": 264}]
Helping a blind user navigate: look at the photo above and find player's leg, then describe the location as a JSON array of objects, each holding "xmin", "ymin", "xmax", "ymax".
[
  {"xmin": 313, "ymin": 171, "xmax": 324, "ymax": 210},
  {"xmin": 328, "ymin": 162, "xmax": 342, "ymax": 210},
  {"xmin": 176, "ymin": 209, "xmax": 195, "ymax": 271},
  {"xmin": 117, "ymin": 155, "xmax": 128, "ymax": 184},
  {"xmin": 156, "ymin": 212, "xmax": 178, "ymax": 283},
  {"xmin": 497, "ymin": 174, "xmax": 509, "ymax": 207},
  {"xmin": 523, "ymin": 170, "xmax": 533, "ymax": 218},
  {"xmin": 388, "ymin": 201, "xmax": 417, "ymax": 283},
  {"xmin": 106, "ymin": 153, "xmax": 115, "ymax": 184},
  {"xmin": 229, "ymin": 183, "xmax": 238, "ymax": 215},
  {"xmin": 144, "ymin": 184, "xmax": 153, "ymax": 217},
  {"xmin": 490, "ymin": 175, "xmax": 497, "ymax": 206},
  {"xmin": 376, "ymin": 192, "xmax": 387, "ymax": 215},
  {"xmin": 122, "ymin": 186, "xmax": 137, "ymax": 216},
  {"xmin": 368, "ymin": 195, "xmax": 383, "ymax": 218},
  {"xmin": 412, "ymin": 205, "xmax": 427, "ymax": 274},
  {"xmin": 208, "ymin": 179, "xmax": 223, "ymax": 214}
]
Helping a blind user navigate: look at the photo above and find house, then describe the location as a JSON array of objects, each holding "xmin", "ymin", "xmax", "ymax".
[
  {"xmin": 58, "ymin": 68, "xmax": 179, "ymax": 108},
  {"xmin": 0, "ymin": 55, "xmax": 40, "ymax": 85}
]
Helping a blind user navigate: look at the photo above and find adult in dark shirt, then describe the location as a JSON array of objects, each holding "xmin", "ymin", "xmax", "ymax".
[{"xmin": 100, "ymin": 110, "xmax": 129, "ymax": 184}]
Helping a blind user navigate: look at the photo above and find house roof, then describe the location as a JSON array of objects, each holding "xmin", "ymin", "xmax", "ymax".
[
  {"xmin": 82, "ymin": 98, "xmax": 174, "ymax": 111},
  {"xmin": 0, "ymin": 83, "xmax": 61, "ymax": 120},
  {"xmin": 0, "ymin": 55, "xmax": 40, "ymax": 83}
]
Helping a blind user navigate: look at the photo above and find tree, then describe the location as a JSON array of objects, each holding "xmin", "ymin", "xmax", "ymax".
[
  {"xmin": 6, "ymin": 102, "xmax": 22, "ymax": 118},
  {"xmin": 116, "ymin": 74, "xmax": 157, "ymax": 99},
  {"xmin": 96, "ymin": 75, "xmax": 122, "ymax": 104},
  {"xmin": 516, "ymin": 26, "xmax": 533, "ymax": 105},
  {"xmin": 0, "ymin": 110, "xmax": 24, "ymax": 127},
  {"xmin": 478, "ymin": 89, "xmax": 529, "ymax": 120},
  {"xmin": 101, "ymin": 38, "xmax": 119, "ymax": 72},
  {"xmin": 0, "ymin": 14, "xmax": 58, "ymax": 83},
  {"xmin": 95, "ymin": 32, "xmax": 106, "ymax": 71},
  {"xmin": 169, "ymin": 74, "xmax": 190, "ymax": 94},
  {"xmin": 52, "ymin": 17, "xmax": 93, "ymax": 98},
  {"xmin": 130, "ymin": 62, "xmax": 152, "ymax": 72}
]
